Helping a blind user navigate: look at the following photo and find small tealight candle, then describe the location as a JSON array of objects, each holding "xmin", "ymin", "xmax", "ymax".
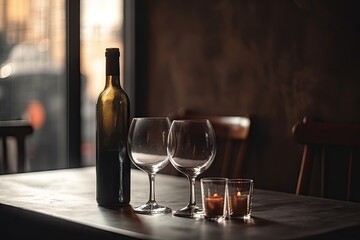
[
  {"xmin": 204, "ymin": 193, "xmax": 225, "ymax": 217},
  {"xmin": 230, "ymin": 191, "xmax": 248, "ymax": 217}
]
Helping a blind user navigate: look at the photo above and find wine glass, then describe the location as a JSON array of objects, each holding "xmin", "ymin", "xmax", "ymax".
[
  {"xmin": 167, "ymin": 119, "xmax": 216, "ymax": 218},
  {"xmin": 127, "ymin": 117, "xmax": 172, "ymax": 214}
]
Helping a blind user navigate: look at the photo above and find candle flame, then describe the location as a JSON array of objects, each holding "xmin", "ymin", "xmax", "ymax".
[{"xmin": 236, "ymin": 191, "xmax": 241, "ymax": 197}]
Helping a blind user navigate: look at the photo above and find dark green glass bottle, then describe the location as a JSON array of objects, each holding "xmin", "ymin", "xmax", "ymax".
[{"xmin": 96, "ymin": 48, "xmax": 130, "ymax": 207}]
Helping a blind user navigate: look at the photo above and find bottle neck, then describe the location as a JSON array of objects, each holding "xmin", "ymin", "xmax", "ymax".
[
  {"xmin": 105, "ymin": 75, "xmax": 121, "ymax": 88},
  {"xmin": 105, "ymin": 55, "xmax": 121, "ymax": 88},
  {"xmin": 106, "ymin": 55, "xmax": 119, "ymax": 76}
]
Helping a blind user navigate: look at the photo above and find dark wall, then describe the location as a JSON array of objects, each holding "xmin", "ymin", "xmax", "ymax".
[{"xmin": 137, "ymin": 0, "xmax": 360, "ymax": 193}]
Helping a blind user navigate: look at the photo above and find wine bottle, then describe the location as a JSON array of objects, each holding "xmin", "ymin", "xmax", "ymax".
[{"xmin": 96, "ymin": 48, "xmax": 130, "ymax": 207}]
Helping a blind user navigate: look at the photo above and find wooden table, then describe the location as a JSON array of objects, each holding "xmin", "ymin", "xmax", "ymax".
[{"xmin": 0, "ymin": 167, "xmax": 359, "ymax": 239}]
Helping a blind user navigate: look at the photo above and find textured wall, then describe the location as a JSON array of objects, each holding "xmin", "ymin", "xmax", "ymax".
[{"xmin": 143, "ymin": 0, "xmax": 360, "ymax": 193}]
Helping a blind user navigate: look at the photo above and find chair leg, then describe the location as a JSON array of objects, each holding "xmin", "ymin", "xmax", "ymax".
[
  {"xmin": 233, "ymin": 142, "xmax": 247, "ymax": 178},
  {"xmin": 221, "ymin": 140, "xmax": 232, "ymax": 177},
  {"xmin": 17, "ymin": 137, "xmax": 26, "ymax": 173},
  {"xmin": 296, "ymin": 145, "xmax": 312, "ymax": 195},
  {"xmin": 1, "ymin": 136, "xmax": 9, "ymax": 173},
  {"xmin": 320, "ymin": 147, "xmax": 326, "ymax": 198},
  {"xmin": 347, "ymin": 150, "xmax": 353, "ymax": 201}
]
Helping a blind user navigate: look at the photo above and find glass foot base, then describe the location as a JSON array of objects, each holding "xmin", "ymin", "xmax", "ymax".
[
  {"xmin": 173, "ymin": 205, "xmax": 203, "ymax": 218},
  {"xmin": 133, "ymin": 202, "xmax": 172, "ymax": 215}
]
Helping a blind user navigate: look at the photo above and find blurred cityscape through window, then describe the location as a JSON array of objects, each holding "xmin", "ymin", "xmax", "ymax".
[{"xmin": 0, "ymin": 0, "xmax": 124, "ymax": 172}]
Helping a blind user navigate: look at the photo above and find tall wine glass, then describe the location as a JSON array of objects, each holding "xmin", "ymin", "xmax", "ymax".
[
  {"xmin": 167, "ymin": 119, "xmax": 216, "ymax": 218},
  {"xmin": 128, "ymin": 117, "xmax": 172, "ymax": 214}
]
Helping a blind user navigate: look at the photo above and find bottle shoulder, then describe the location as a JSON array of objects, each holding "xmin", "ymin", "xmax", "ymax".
[{"xmin": 97, "ymin": 87, "xmax": 129, "ymax": 103}]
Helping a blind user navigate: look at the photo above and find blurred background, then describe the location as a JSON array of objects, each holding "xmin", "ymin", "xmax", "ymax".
[
  {"xmin": 134, "ymin": 0, "xmax": 360, "ymax": 194},
  {"xmin": 1, "ymin": 0, "xmax": 360, "ymax": 197},
  {"xmin": 0, "ymin": 0, "xmax": 124, "ymax": 170}
]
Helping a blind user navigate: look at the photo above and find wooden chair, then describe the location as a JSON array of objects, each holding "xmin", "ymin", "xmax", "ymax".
[
  {"xmin": 0, "ymin": 120, "xmax": 33, "ymax": 173},
  {"xmin": 170, "ymin": 110, "xmax": 251, "ymax": 178},
  {"xmin": 292, "ymin": 117, "xmax": 360, "ymax": 202}
]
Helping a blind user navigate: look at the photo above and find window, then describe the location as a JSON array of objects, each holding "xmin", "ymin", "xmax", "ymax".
[
  {"xmin": 80, "ymin": 0, "xmax": 124, "ymax": 166},
  {"xmin": 0, "ymin": 0, "xmax": 128, "ymax": 172},
  {"xmin": 0, "ymin": 0, "xmax": 67, "ymax": 171}
]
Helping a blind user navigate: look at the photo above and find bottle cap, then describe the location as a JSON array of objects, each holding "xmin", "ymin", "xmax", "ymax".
[
  {"xmin": 105, "ymin": 48, "xmax": 120, "ymax": 58},
  {"xmin": 105, "ymin": 48, "xmax": 120, "ymax": 76}
]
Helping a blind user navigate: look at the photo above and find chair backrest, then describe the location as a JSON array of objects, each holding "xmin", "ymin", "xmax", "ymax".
[
  {"xmin": 171, "ymin": 110, "xmax": 251, "ymax": 178},
  {"xmin": 292, "ymin": 117, "xmax": 360, "ymax": 202},
  {"xmin": 0, "ymin": 120, "xmax": 33, "ymax": 173}
]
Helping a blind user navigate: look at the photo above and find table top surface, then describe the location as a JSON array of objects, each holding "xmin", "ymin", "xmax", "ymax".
[{"xmin": 0, "ymin": 167, "xmax": 359, "ymax": 240}]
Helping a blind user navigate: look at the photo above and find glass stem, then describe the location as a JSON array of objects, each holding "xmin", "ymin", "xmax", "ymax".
[
  {"xmin": 148, "ymin": 173, "xmax": 156, "ymax": 203},
  {"xmin": 188, "ymin": 176, "xmax": 196, "ymax": 206}
]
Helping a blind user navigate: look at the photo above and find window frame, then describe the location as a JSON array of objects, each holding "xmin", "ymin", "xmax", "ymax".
[
  {"xmin": 65, "ymin": 0, "xmax": 134, "ymax": 168},
  {"xmin": 66, "ymin": 0, "xmax": 81, "ymax": 168}
]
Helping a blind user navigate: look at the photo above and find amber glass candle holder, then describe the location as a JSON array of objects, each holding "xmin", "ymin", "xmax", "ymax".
[
  {"xmin": 201, "ymin": 178, "xmax": 228, "ymax": 221},
  {"xmin": 227, "ymin": 179, "xmax": 253, "ymax": 220}
]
